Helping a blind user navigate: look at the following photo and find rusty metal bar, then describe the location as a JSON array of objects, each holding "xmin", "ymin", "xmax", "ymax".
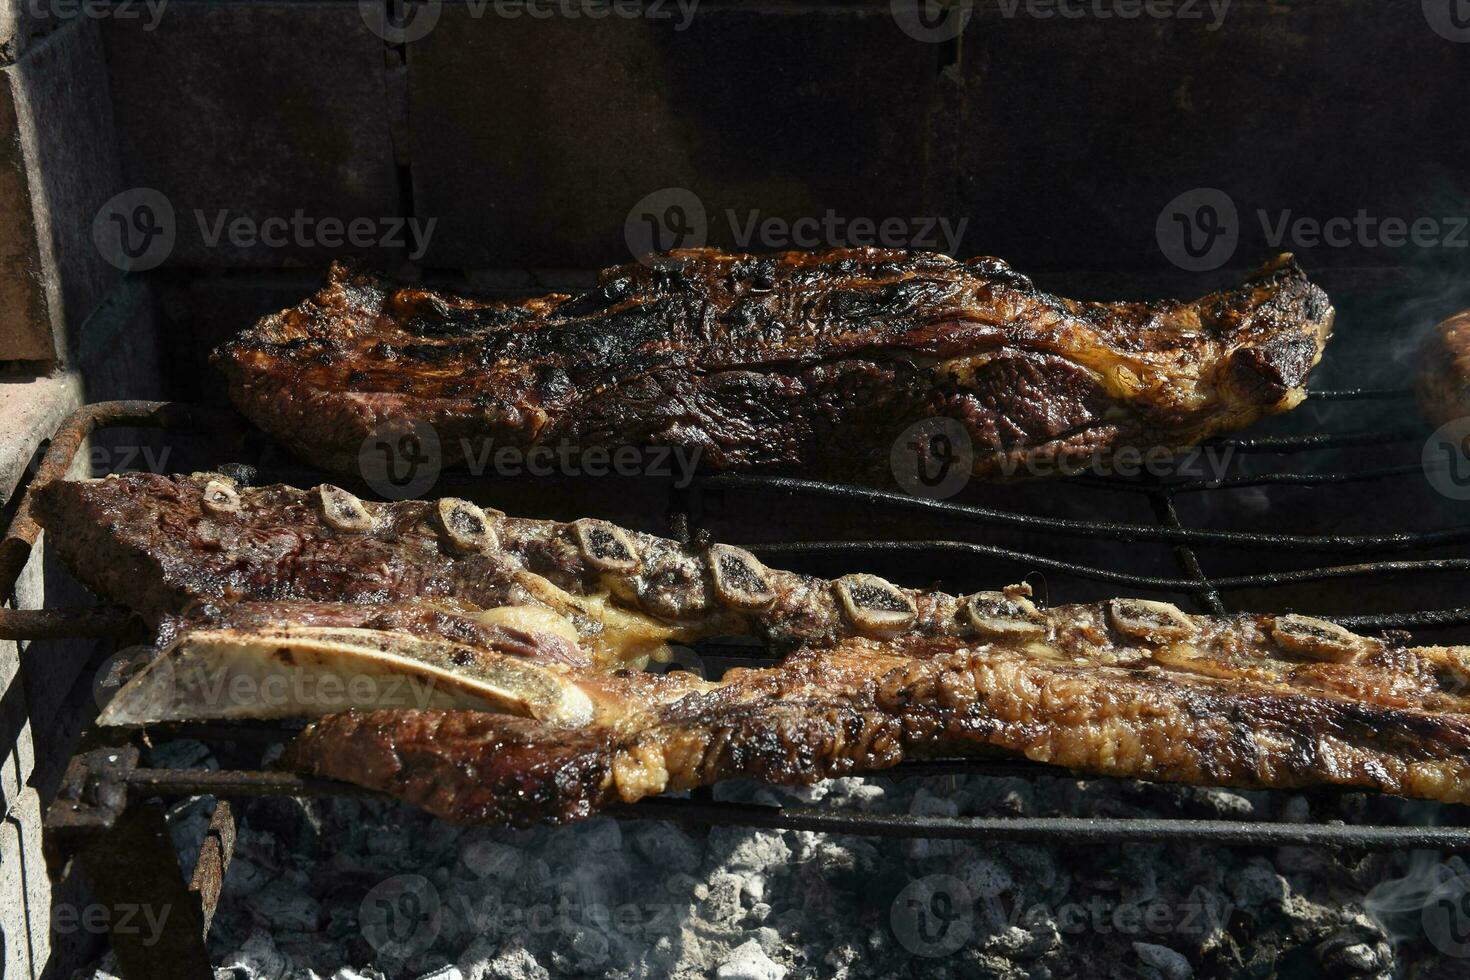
[
  {"xmin": 190, "ymin": 801, "xmax": 236, "ymax": 937},
  {"xmin": 0, "ymin": 401, "xmax": 170, "ymax": 605},
  {"xmin": 0, "ymin": 606, "xmax": 135, "ymax": 640},
  {"xmin": 700, "ymin": 474, "xmax": 1470, "ymax": 553},
  {"xmin": 113, "ymin": 765, "xmax": 1470, "ymax": 851},
  {"xmin": 617, "ymin": 799, "xmax": 1470, "ymax": 850}
]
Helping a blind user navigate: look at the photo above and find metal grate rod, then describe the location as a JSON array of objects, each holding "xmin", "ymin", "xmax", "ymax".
[{"xmin": 699, "ymin": 475, "xmax": 1470, "ymax": 553}]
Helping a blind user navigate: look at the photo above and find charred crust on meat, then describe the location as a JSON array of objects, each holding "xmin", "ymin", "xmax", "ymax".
[
  {"xmin": 317, "ymin": 485, "xmax": 374, "ymax": 533},
  {"xmin": 834, "ymin": 574, "xmax": 917, "ymax": 635},
  {"xmin": 210, "ymin": 249, "xmax": 1334, "ymax": 480},
  {"xmin": 1270, "ymin": 614, "xmax": 1372, "ymax": 664},
  {"xmin": 201, "ymin": 480, "xmax": 241, "ymax": 515},
  {"xmin": 436, "ymin": 498, "xmax": 497, "ymax": 554},
  {"xmin": 706, "ymin": 544, "xmax": 775, "ymax": 611},
  {"xmin": 1107, "ymin": 599, "xmax": 1196, "ymax": 645},
  {"xmin": 573, "ymin": 519, "xmax": 640, "ymax": 574}
]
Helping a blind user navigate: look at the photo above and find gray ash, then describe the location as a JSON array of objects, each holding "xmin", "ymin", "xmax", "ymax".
[{"xmin": 76, "ymin": 740, "xmax": 1470, "ymax": 980}]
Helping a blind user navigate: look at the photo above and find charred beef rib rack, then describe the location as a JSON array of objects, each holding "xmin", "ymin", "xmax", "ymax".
[
  {"xmin": 35, "ymin": 471, "xmax": 1470, "ymax": 819},
  {"xmin": 212, "ymin": 248, "xmax": 1335, "ymax": 481},
  {"xmin": 35, "ymin": 471, "xmax": 984, "ymax": 670}
]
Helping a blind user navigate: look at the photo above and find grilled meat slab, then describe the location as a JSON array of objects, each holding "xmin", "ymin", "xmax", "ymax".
[
  {"xmin": 287, "ymin": 626, "xmax": 1470, "ymax": 825},
  {"xmin": 213, "ymin": 249, "xmax": 1334, "ymax": 480},
  {"xmin": 1418, "ymin": 308, "xmax": 1470, "ymax": 427}
]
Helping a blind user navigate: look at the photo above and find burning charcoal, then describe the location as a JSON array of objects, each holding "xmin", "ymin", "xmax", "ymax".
[
  {"xmin": 1132, "ymin": 942, "xmax": 1193, "ymax": 980},
  {"xmin": 1314, "ymin": 917, "xmax": 1394, "ymax": 980},
  {"xmin": 245, "ymin": 880, "xmax": 323, "ymax": 933},
  {"xmin": 217, "ymin": 931, "xmax": 289, "ymax": 980},
  {"xmin": 714, "ymin": 939, "xmax": 786, "ymax": 980},
  {"xmin": 215, "ymin": 462, "xmax": 259, "ymax": 488}
]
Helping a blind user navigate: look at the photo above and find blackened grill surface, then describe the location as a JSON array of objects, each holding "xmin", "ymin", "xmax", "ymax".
[{"xmin": 212, "ymin": 248, "xmax": 1334, "ymax": 480}]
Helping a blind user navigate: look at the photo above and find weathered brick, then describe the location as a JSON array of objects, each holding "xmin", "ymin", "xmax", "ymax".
[
  {"xmin": 102, "ymin": 3, "xmax": 402, "ymax": 268},
  {"xmin": 0, "ymin": 19, "xmax": 122, "ymax": 362}
]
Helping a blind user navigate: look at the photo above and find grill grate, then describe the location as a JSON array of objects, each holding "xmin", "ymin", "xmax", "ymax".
[{"xmin": 4, "ymin": 397, "xmax": 1470, "ymax": 854}]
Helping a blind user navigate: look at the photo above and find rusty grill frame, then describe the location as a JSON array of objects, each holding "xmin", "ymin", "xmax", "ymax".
[{"xmin": 7, "ymin": 398, "xmax": 1470, "ymax": 977}]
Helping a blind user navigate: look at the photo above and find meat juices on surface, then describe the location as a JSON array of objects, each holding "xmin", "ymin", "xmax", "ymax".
[{"xmin": 212, "ymin": 248, "xmax": 1334, "ymax": 481}]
